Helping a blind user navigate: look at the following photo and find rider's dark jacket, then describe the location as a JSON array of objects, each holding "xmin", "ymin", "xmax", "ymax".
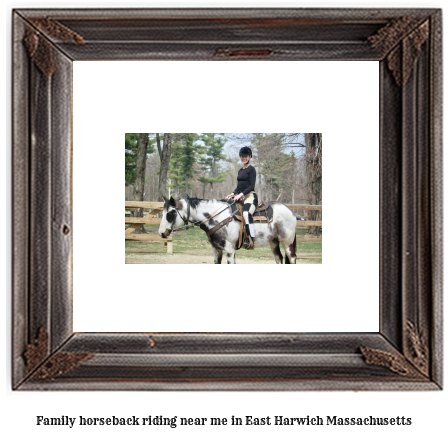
[{"xmin": 233, "ymin": 165, "xmax": 256, "ymax": 195}]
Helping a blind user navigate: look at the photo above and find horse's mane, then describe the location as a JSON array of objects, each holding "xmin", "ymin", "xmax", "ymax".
[{"xmin": 184, "ymin": 197, "xmax": 226, "ymax": 209}]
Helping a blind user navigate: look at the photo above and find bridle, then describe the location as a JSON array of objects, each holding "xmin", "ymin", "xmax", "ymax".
[
  {"xmin": 163, "ymin": 200, "xmax": 195, "ymax": 236},
  {"xmin": 163, "ymin": 198, "xmax": 236, "ymax": 236},
  {"xmin": 172, "ymin": 200, "xmax": 194, "ymax": 230}
]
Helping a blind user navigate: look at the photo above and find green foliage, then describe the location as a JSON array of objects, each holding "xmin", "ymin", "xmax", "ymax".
[
  {"xmin": 250, "ymin": 133, "xmax": 297, "ymax": 199},
  {"xmin": 179, "ymin": 133, "xmax": 200, "ymax": 179},
  {"xmin": 200, "ymin": 133, "xmax": 226, "ymax": 161},
  {"xmin": 126, "ymin": 133, "xmax": 310, "ymax": 204},
  {"xmin": 125, "ymin": 133, "xmax": 156, "ymax": 186},
  {"xmin": 198, "ymin": 134, "xmax": 228, "ymax": 194},
  {"xmin": 167, "ymin": 134, "xmax": 204, "ymax": 194},
  {"xmin": 197, "ymin": 176, "xmax": 213, "ymax": 185},
  {"xmin": 125, "ymin": 133, "xmax": 139, "ymax": 185},
  {"xmin": 167, "ymin": 140, "xmax": 185, "ymax": 191},
  {"xmin": 268, "ymin": 152, "xmax": 293, "ymax": 190}
]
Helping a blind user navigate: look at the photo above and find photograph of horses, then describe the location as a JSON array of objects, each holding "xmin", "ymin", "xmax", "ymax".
[{"xmin": 125, "ymin": 133, "xmax": 322, "ymax": 264}]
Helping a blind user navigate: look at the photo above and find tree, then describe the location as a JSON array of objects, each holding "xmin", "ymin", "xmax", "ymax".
[
  {"xmin": 178, "ymin": 133, "xmax": 203, "ymax": 196},
  {"xmin": 125, "ymin": 133, "xmax": 155, "ymax": 187},
  {"xmin": 156, "ymin": 133, "xmax": 172, "ymax": 201},
  {"xmin": 304, "ymin": 133, "xmax": 322, "ymax": 235},
  {"xmin": 167, "ymin": 139, "xmax": 185, "ymax": 198},
  {"xmin": 197, "ymin": 174, "xmax": 212, "ymax": 198},
  {"xmin": 132, "ymin": 133, "xmax": 149, "ymax": 233},
  {"xmin": 129, "ymin": 133, "xmax": 316, "ymax": 210},
  {"xmin": 125, "ymin": 133, "xmax": 139, "ymax": 185},
  {"xmin": 250, "ymin": 133, "xmax": 286, "ymax": 201},
  {"xmin": 144, "ymin": 153, "xmax": 162, "ymax": 201},
  {"xmin": 198, "ymin": 133, "xmax": 228, "ymax": 198},
  {"xmin": 124, "ymin": 133, "xmax": 155, "ymax": 233},
  {"xmin": 282, "ymin": 151, "xmax": 301, "ymax": 204}
]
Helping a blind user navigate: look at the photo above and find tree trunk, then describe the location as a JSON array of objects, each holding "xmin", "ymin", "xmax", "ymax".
[
  {"xmin": 156, "ymin": 134, "xmax": 162, "ymax": 161},
  {"xmin": 210, "ymin": 162, "xmax": 216, "ymax": 199},
  {"xmin": 158, "ymin": 133, "xmax": 172, "ymax": 201},
  {"xmin": 156, "ymin": 133, "xmax": 162, "ymax": 157},
  {"xmin": 174, "ymin": 177, "xmax": 179, "ymax": 198},
  {"xmin": 305, "ymin": 133, "xmax": 322, "ymax": 235},
  {"xmin": 132, "ymin": 133, "xmax": 149, "ymax": 233},
  {"xmin": 185, "ymin": 175, "xmax": 189, "ymax": 196}
]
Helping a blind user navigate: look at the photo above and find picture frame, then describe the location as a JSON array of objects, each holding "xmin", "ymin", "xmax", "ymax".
[{"xmin": 12, "ymin": 8, "xmax": 442, "ymax": 390}]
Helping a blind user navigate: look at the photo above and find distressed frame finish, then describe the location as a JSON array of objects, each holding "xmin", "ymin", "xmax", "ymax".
[{"xmin": 12, "ymin": 8, "xmax": 442, "ymax": 390}]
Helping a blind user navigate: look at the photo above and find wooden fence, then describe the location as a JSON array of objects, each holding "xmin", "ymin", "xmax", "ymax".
[
  {"xmin": 125, "ymin": 201, "xmax": 173, "ymax": 254},
  {"xmin": 125, "ymin": 201, "xmax": 322, "ymax": 260},
  {"xmin": 285, "ymin": 204, "xmax": 322, "ymax": 259}
]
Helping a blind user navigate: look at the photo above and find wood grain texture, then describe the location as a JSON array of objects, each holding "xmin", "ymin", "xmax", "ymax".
[
  {"xmin": 295, "ymin": 253, "xmax": 322, "ymax": 259},
  {"xmin": 125, "ymin": 217, "xmax": 162, "ymax": 224},
  {"xmin": 29, "ymin": 56, "xmax": 52, "ymax": 345},
  {"xmin": 50, "ymin": 48, "xmax": 74, "ymax": 351},
  {"xmin": 429, "ymin": 9, "xmax": 443, "ymax": 388},
  {"xmin": 295, "ymin": 236, "xmax": 322, "ymax": 242},
  {"xmin": 294, "ymin": 220, "xmax": 322, "ymax": 226},
  {"xmin": 12, "ymin": 13, "xmax": 31, "ymax": 388},
  {"xmin": 285, "ymin": 204, "xmax": 322, "ymax": 210},
  {"xmin": 12, "ymin": 7, "xmax": 442, "ymax": 391},
  {"xmin": 379, "ymin": 60, "xmax": 402, "ymax": 350},
  {"xmin": 125, "ymin": 201, "xmax": 164, "ymax": 208},
  {"xmin": 125, "ymin": 234, "xmax": 171, "ymax": 242}
]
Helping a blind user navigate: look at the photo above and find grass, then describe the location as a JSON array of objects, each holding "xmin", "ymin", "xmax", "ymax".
[{"xmin": 125, "ymin": 224, "xmax": 322, "ymax": 263}]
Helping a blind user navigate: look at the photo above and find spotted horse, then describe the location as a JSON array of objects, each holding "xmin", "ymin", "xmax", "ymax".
[{"xmin": 159, "ymin": 196, "xmax": 297, "ymax": 264}]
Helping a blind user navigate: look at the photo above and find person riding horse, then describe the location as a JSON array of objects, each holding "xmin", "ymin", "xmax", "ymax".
[{"xmin": 225, "ymin": 146, "xmax": 258, "ymax": 249}]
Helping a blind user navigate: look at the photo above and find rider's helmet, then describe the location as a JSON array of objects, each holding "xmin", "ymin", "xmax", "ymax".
[{"xmin": 239, "ymin": 146, "xmax": 252, "ymax": 157}]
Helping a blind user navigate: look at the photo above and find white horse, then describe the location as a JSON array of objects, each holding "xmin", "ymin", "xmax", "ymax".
[{"xmin": 159, "ymin": 197, "xmax": 297, "ymax": 264}]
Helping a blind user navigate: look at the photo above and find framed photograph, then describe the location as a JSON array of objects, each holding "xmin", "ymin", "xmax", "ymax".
[
  {"xmin": 12, "ymin": 8, "xmax": 442, "ymax": 390},
  {"xmin": 122, "ymin": 132, "xmax": 323, "ymax": 266}
]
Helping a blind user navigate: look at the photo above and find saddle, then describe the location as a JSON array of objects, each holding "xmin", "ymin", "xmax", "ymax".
[
  {"xmin": 231, "ymin": 200, "xmax": 274, "ymax": 250},
  {"xmin": 231, "ymin": 200, "xmax": 274, "ymax": 223},
  {"xmin": 206, "ymin": 200, "xmax": 274, "ymax": 251}
]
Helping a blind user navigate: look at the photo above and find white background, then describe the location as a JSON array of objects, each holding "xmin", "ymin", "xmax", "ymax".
[
  {"xmin": 73, "ymin": 60, "xmax": 379, "ymax": 332},
  {"xmin": 3, "ymin": 1, "xmax": 446, "ymax": 438}
]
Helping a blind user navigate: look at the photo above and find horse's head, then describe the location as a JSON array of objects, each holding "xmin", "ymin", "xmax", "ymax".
[{"xmin": 158, "ymin": 196, "xmax": 185, "ymax": 238}]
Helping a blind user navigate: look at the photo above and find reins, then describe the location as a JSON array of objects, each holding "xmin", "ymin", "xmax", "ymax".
[{"xmin": 170, "ymin": 199, "xmax": 236, "ymax": 233}]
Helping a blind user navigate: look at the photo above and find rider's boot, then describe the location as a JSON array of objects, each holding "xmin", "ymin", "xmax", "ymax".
[{"xmin": 243, "ymin": 224, "xmax": 255, "ymax": 250}]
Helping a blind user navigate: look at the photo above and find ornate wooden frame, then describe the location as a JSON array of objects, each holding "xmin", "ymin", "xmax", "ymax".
[{"xmin": 12, "ymin": 8, "xmax": 442, "ymax": 390}]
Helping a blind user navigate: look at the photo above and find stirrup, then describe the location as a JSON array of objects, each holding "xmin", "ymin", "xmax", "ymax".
[{"xmin": 243, "ymin": 236, "xmax": 255, "ymax": 250}]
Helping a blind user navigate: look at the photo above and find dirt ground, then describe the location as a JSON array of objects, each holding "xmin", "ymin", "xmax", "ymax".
[
  {"xmin": 125, "ymin": 224, "xmax": 321, "ymax": 265},
  {"xmin": 125, "ymin": 250, "xmax": 317, "ymax": 264}
]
